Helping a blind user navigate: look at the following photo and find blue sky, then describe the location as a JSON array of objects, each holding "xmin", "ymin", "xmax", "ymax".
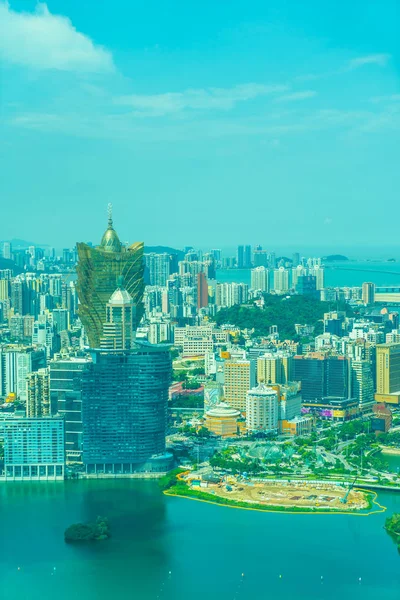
[{"xmin": 1, "ymin": 0, "xmax": 399, "ymax": 252}]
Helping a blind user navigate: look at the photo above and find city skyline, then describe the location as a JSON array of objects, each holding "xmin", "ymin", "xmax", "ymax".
[{"xmin": 1, "ymin": 0, "xmax": 399, "ymax": 248}]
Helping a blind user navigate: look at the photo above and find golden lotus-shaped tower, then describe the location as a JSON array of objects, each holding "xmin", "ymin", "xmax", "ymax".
[{"xmin": 76, "ymin": 205, "xmax": 144, "ymax": 348}]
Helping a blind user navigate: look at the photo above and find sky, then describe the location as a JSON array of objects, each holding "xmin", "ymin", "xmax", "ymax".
[{"xmin": 0, "ymin": 0, "xmax": 399, "ymax": 252}]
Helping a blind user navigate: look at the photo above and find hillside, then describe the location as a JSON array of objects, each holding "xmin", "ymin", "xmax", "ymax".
[{"xmin": 213, "ymin": 295, "xmax": 352, "ymax": 340}]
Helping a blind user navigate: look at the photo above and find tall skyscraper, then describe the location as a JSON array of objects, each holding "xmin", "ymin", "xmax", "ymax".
[
  {"xmin": 294, "ymin": 354, "xmax": 349, "ymax": 403},
  {"xmin": 273, "ymin": 267, "xmax": 289, "ymax": 293},
  {"xmin": 49, "ymin": 356, "xmax": 92, "ymax": 462},
  {"xmin": 145, "ymin": 253, "xmax": 171, "ymax": 286},
  {"xmin": 224, "ymin": 359, "xmax": 256, "ymax": 411},
  {"xmin": 362, "ymin": 282, "xmax": 375, "ymax": 306},
  {"xmin": 100, "ymin": 277, "xmax": 136, "ymax": 351},
  {"xmin": 375, "ymin": 342, "xmax": 400, "ymax": 405},
  {"xmin": 78, "ymin": 282, "xmax": 173, "ymax": 474},
  {"xmin": 76, "ymin": 205, "xmax": 144, "ymax": 347},
  {"xmin": 351, "ymin": 359, "xmax": 375, "ymax": 411},
  {"xmin": 257, "ymin": 351, "xmax": 293, "ymax": 384},
  {"xmin": 237, "ymin": 245, "xmax": 252, "ymax": 269},
  {"xmin": 1, "ymin": 242, "xmax": 12, "ymax": 260},
  {"xmin": 251, "ymin": 266, "xmax": 269, "ymax": 292},
  {"xmin": 197, "ymin": 272, "xmax": 209, "ymax": 309},
  {"xmin": 26, "ymin": 368, "xmax": 50, "ymax": 417}
]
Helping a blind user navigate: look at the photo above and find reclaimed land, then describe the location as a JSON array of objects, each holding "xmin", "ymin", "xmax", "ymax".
[{"xmin": 164, "ymin": 481, "xmax": 385, "ymax": 516}]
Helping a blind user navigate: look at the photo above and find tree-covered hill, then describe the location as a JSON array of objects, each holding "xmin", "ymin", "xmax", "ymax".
[{"xmin": 213, "ymin": 295, "xmax": 353, "ymax": 340}]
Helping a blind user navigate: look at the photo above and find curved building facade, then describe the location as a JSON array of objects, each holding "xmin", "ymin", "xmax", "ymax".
[
  {"xmin": 76, "ymin": 206, "xmax": 145, "ymax": 347},
  {"xmin": 81, "ymin": 343, "xmax": 172, "ymax": 473}
]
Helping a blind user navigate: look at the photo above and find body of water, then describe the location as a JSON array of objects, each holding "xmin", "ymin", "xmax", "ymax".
[
  {"xmin": 0, "ymin": 480, "xmax": 399, "ymax": 600},
  {"xmin": 383, "ymin": 453, "xmax": 400, "ymax": 474},
  {"xmin": 216, "ymin": 261, "xmax": 400, "ymax": 289}
]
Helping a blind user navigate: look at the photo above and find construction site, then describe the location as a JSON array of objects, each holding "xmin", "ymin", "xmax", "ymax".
[{"xmin": 184, "ymin": 474, "xmax": 369, "ymax": 511}]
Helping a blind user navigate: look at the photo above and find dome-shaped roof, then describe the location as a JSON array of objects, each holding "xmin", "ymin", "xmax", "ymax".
[
  {"xmin": 100, "ymin": 204, "xmax": 122, "ymax": 252},
  {"xmin": 206, "ymin": 402, "xmax": 240, "ymax": 418},
  {"xmin": 100, "ymin": 227, "xmax": 122, "ymax": 253},
  {"xmin": 109, "ymin": 287, "xmax": 133, "ymax": 305}
]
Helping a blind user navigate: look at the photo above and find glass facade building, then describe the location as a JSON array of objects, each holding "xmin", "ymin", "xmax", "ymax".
[
  {"xmin": 81, "ymin": 342, "xmax": 172, "ymax": 474},
  {"xmin": 76, "ymin": 207, "xmax": 145, "ymax": 347},
  {"xmin": 49, "ymin": 357, "xmax": 92, "ymax": 462}
]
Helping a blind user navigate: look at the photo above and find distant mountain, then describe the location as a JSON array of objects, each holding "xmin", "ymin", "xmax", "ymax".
[
  {"xmin": 0, "ymin": 257, "xmax": 23, "ymax": 274},
  {"xmin": 144, "ymin": 246, "xmax": 185, "ymax": 260},
  {"xmin": 322, "ymin": 254, "xmax": 349, "ymax": 261}
]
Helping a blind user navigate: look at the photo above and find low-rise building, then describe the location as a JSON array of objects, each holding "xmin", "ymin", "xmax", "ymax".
[{"xmin": 204, "ymin": 402, "xmax": 242, "ymax": 437}]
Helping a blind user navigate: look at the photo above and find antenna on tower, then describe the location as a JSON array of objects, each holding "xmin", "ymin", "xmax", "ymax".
[{"xmin": 107, "ymin": 203, "xmax": 113, "ymax": 228}]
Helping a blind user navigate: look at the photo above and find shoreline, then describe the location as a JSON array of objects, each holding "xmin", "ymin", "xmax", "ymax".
[
  {"xmin": 164, "ymin": 486, "xmax": 386, "ymax": 517},
  {"xmin": 381, "ymin": 446, "xmax": 400, "ymax": 456}
]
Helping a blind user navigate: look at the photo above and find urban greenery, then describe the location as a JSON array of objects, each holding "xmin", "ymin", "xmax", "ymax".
[
  {"xmin": 158, "ymin": 468, "xmax": 186, "ymax": 491},
  {"xmin": 385, "ymin": 514, "xmax": 400, "ymax": 553},
  {"xmin": 213, "ymin": 295, "xmax": 352, "ymax": 339}
]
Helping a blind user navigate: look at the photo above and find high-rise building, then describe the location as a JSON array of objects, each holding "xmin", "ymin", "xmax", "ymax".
[
  {"xmin": 216, "ymin": 282, "xmax": 249, "ymax": 308},
  {"xmin": 294, "ymin": 354, "xmax": 349, "ymax": 403},
  {"xmin": 49, "ymin": 356, "xmax": 92, "ymax": 462},
  {"xmin": 145, "ymin": 253, "xmax": 171, "ymax": 287},
  {"xmin": 291, "ymin": 265, "xmax": 307, "ymax": 288},
  {"xmin": 52, "ymin": 308, "xmax": 69, "ymax": 333},
  {"xmin": 0, "ymin": 416, "xmax": 64, "ymax": 480},
  {"xmin": 1, "ymin": 242, "xmax": 12, "ymax": 260},
  {"xmin": 251, "ymin": 266, "xmax": 269, "ymax": 292},
  {"xmin": 76, "ymin": 205, "xmax": 145, "ymax": 347},
  {"xmin": 351, "ymin": 359, "xmax": 374, "ymax": 411},
  {"xmin": 79, "ymin": 280, "xmax": 173, "ymax": 474},
  {"xmin": 100, "ymin": 277, "xmax": 136, "ymax": 351},
  {"xmin": 273, "ymin": 267, "xmax": 289, "ymax": 294},
  {"xmin": 246, "ymin": 384, "xmax": 279, "ymax": 433},
  {"xmin": 296, "ymin": 275, "xmax": 317, "ymax": 296},
  {"xmin": 224, "ymin": 359, "xmax": 256, "ymax": 411},
  {"xmin": 257, "ymin": 351, "xmax": 293, "ymax": 385},
  {"xmin": 324, "ymin": 311, "xmax": 346, "ymax": 337},
  {"xmin": 309, "ymin": 265, "xmax": 324, "ymax": 290},
  {"xmin": 0, "ymin": 345, "xmax": 46, "ymax": 402},
  {"xmin": 253, "ymin": 250, "xmax": 269, "ymax": 267},
  {"xmin": 375, "ymin": 342, "xmax": 400, "ymax": 405},
  {"xmin": 362, "ymin": 282, "xmax": 375, "ymax": 306},
  {"xmin": 26, "ymin": 368, "xmax": 50, "ymax": 417},
  {"xmin": 81, "ymin": 343, "xmax": 172, "ymax": 474},
  {"xmin": 237, "ymin": 245, "xmax": 252, "ymax": 269},
  {"xmin": 197, "ymin": 272, "xmax": 209, "ymax": 309}
]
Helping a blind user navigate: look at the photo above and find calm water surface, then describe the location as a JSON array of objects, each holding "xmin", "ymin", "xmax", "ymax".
[{"xmin": 0, "ymin": 480, "xmax": 399, "ymax": 600}]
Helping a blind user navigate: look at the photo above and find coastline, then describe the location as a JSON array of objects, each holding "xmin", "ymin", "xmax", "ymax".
[
  {"xmin": 381, "ymin": 446, "xmax": 400, "ymax": 456},
  {"xmin": 164, "ymin": 486, "xmax": 386, "ymax": 517}
]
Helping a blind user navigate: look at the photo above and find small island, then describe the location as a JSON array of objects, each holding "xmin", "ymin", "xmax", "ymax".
[
  {"xmin": 64, "ymin": 516, "xmax": 110, "ymax": 543},
  {"xmin": 322, "ymin": 254, "xmax": 349, "ymax": 261},
  {"xmin": 385, "ymin": 514, "xmax": 400, "ymax": 554}
]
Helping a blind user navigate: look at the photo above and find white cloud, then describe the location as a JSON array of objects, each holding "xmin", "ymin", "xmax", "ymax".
[
  {"xmin": 346, "ymin": 54, "xmax": 391, "ymax": 70},
  {"xmin": 370, "ymin": 94, "xmax": 400, "ymax": 104},
  {"xmin": 114, "ymin": 83, "xmax": 288, "ymax": 116},
  {"xmin": 275, "ymin": 90, "xmax": 316, "ymax": 103},
  {"xmin": 0, "ymin": 1, "xmax": 114, "ymax": 73}
]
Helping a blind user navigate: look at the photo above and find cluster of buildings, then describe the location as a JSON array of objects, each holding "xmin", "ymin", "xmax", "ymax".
[
  {"xmin": 1, "ymin": 228, "xmax": 399, "ymax": 480},
  {"xmin": 0, "ymin": 208, "xmax": 172, "ymax": 480},
  {"xmin": 176, "ymin": 309, "xmax": 400, "ymax": 438}
]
